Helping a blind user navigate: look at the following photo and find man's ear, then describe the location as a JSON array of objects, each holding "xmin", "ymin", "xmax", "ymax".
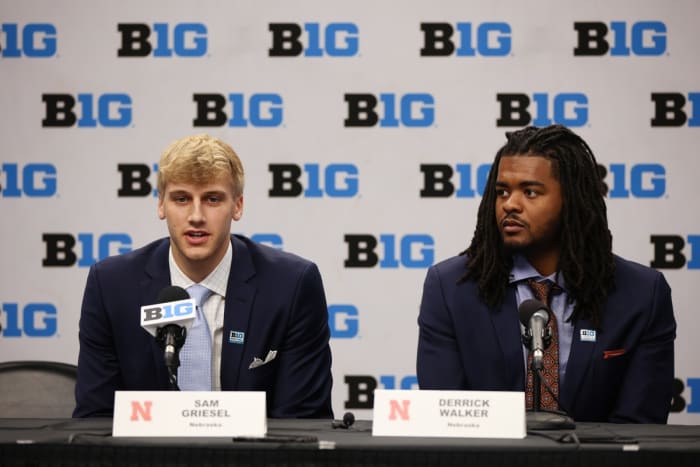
[
  {"xmin": 232, "ymin": 195, "xmax": 244, "ymax": 221},
  {"xmin": 157, "ymin": 194, "xmax": 166, "ymax": 220}
]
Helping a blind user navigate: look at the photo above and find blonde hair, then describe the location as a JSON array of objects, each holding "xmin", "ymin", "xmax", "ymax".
[{"xmin": 157, "ymin": 134, "xmax": 244, "ymax": 197}]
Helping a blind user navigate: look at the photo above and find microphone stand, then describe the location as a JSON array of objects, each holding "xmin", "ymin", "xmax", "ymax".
[
  {"xmin": 526, "ymin": 350, "xmax": 575, "ymax": 430},
  {"xmin": 156, "ymin": 325, "xmax": 187, "ymax": 391}
]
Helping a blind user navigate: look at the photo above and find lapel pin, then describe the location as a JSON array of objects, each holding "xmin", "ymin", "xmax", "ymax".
[
  {"xmin": 580, "ymin": 329, "xmax": 596, "ymax": 342},
  {"xmin": 229, "ymin": 330, "xmax": 245, "ymax": 344}
]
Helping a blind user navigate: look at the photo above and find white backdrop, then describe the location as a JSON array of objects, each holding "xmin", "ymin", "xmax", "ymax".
[{"xmin": 1, "ymin": 0, "xmax": 699, "ymax": 423}]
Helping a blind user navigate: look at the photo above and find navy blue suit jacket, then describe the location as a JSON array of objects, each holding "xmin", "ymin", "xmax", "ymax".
[
  {"xmin": 417, "ymin": 254, "xmax": 676, "ymax": 423},
  {"xmin": 74, "ymin": 235, "xmax": 333, "ymax": 418}
]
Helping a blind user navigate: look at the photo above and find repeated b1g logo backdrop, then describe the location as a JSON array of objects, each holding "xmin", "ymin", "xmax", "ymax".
[{"xmin": 1, "ymin": 0, "xmax": 699, "ymax": 423}]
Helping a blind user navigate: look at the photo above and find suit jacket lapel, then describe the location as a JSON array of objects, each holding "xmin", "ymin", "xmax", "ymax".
[
  {"xmin": 490, "ymin": 286, "xmax": 526, "ymax": 390},
  {"xmin": 220, "ymin": 235, "xmax": 257, "ymax": 390},
  {"xmin": 560, "ymin": 317, "xmax": 596, "ymax": 412}
]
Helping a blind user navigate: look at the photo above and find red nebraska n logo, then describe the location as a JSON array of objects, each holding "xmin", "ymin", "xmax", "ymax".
[
  {"xmin": 388, "ymin": 399, "xmax": 410, "ymax": 420},
  {"xmin": 130, "ymin": 401, "xmax": 153, "ymax": 421}
]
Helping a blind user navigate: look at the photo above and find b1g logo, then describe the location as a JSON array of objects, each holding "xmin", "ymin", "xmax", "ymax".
[
  {"xmin": 344, "ymin": 93, "xmax": 435, "ymax": 127},
  {"xmin": 268, "ymin": 163, "xmax": 359, "ymax": 198},
  {"xmin": 193, "ymin": 93, "xmax": 283, "ymax": 127},
  {"xmin": 42, "ymin": 93, "xmax": 132, "ymax": 128},
  {"xmin": 573, "ymin": 21, "xmax": 667, "ymax": 56},
  {"xmin": 496, "ymin": 93, "xmax": 588, "ymax": 127},
  {"xmin": 1, "ymin": 303, "xmax": 57, "ymax": 337},
  {"xmin": 142, "ymin": 302, "xmax": 194, "ymax": 323},
  {"xmin": 420, "ymin": 22, "xmax": 511, "ymax": 57},
  {"xmin": 598, "ymin": 163, "xmax": 666, "ymax": 198},
  {"xmin": 344, "ymin": 234, "xmax": 434, "ymax": 268},
  {"xmin": 248, "ymin": 234, "xmax": 283, "ymax": 249},
  {"xmin": 672, "ymin": 378, "xmax": 700, "ymax": 413},
  {"xmin": 1, "ymin": 23, "xmax": 57, "ymax": 58},
  {"xmin": 650, "ymin": 235, "xmax": 700, "ymax": 270},
  {"xmin": 328, "ymin": 305, "xmax": 359, "ymax": 339},
  {"xmin": 42, "ymin": 233, "xmax": 133, "ymax": 267},
  {"xmin": 268, "ymin": 23, "xmax": 358, "ymax": 57},
  {"xmin": 651, "ymin": 93, "xmax": 700, "ymax": 127},
  {"xmin": 419, "ymin": 163, "xmax": 491, "ymax": 198},
  {"xmin": 1, "ymin": 163, "xmax": 57, "ymax": 198},
  {"xmin": 117, "ymin": 163, "xmax": 158, "ymax": 197},
  {"xmin": 345, "ymin": 375, "xmax": 417, "ymax": 409},
  {"xmin": 117, "ymin": 23, "xmax": 207, "ymax": 57},
  {"xmin": 232, "ymin": 233, "xmax": 283, "ymax": 249}
]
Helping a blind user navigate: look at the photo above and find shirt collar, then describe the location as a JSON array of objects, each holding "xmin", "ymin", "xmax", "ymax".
[
  {"xmin": 508, "ymin": 254, "xmax": 568, "ymax": 292},
  {"xmin": 168, "ymin": 240, "xmax": 232, "ymax": 298}
]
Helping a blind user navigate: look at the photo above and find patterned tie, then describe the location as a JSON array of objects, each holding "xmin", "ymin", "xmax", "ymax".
[
  {"xmin": 178, "ymin": 284, "xmax": 214, "ymax": 391},
  {"xmin": 525, "ymin": 279, "xmax": 561, "ymax": 411}
]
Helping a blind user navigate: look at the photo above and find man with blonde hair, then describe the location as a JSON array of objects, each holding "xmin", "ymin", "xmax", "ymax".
[{"xmin": 74, "ymin": 134, "xmax": 333, "ymax": 418}]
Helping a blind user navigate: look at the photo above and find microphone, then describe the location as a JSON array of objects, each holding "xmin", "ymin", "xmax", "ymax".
[
  {"xmin": 331, "ymin": 412, "xmax": 355, "ymax": 429},
  {"xmin": 518, "ymin": 299, "xmax": 576, "ymax": 430},
  {"xmin": 519, "ymin": 299, "xmax": 551, "ymax": 370},
  {"xmin": 141, "ymin": 286, "xmax": 196, "ymax": 372}
]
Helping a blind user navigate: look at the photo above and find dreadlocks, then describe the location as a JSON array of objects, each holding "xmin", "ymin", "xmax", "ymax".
[{"xmin": 462, "ymin": 125, "xmax": 615, "ymax": 328}]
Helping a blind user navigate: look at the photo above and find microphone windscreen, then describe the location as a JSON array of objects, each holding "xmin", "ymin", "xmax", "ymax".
[
  {"xmin": 343, "ymin": 411, "xmax": 355, "ymax": 427},
  {"xmin": 518, "ymin": 298, "xmax": 550, "ymax": 326},
  {"xmin": 157, "ymin": 285, "xmax": 189, "ymax": 303}
]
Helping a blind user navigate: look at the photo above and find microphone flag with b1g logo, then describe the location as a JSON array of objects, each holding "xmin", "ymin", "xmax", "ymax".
[{"xmin": 140, "ymin": 286, "xmax": 196, "ymax": 336}]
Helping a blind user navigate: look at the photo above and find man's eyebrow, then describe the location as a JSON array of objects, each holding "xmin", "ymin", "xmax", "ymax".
[{"xmin": 495, "ymin": 180, "xmax": 546, "ymax": 187}]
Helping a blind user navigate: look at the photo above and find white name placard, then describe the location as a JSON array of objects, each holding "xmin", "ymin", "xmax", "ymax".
[
  {"xmin": 372, "ymin": 390, "xmax": 525, "ymax": 439},
  {"xmin": 113, "ymin": 391, "xmax": 266, "ymax": 437}
]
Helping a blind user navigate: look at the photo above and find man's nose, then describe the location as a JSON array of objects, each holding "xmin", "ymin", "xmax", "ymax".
[
  {"xmin": 502, "ymin": 192, "xmax": 523, "ymax": 212},
  {"xmin": 188, "ymin": 201, "xmax": 205, "ymax": 222}
]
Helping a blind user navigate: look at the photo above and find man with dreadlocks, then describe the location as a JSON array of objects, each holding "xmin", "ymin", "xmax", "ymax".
[{"xmin": 417, "ymin": 125, "xmax": 676, "ymax": 423}]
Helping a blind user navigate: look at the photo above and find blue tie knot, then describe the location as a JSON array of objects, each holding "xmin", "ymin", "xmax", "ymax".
[{"xmin": 187, "ymin": 283, "xmax": 213, "ymax": 308}]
